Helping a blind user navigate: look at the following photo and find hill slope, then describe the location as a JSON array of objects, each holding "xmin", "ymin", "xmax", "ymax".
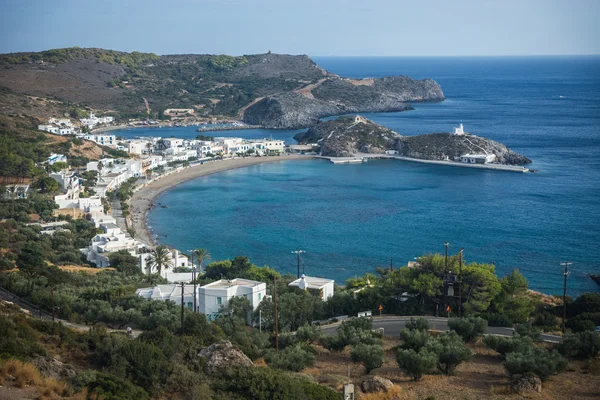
[{"xmin": 0, "ymin": 48, "xmax": 443, "ymax": 126}]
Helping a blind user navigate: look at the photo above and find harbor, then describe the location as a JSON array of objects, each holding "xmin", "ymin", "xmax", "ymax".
[{"xmin": 317, "ymin": 154, "xmax": 531, "ymax": 172}]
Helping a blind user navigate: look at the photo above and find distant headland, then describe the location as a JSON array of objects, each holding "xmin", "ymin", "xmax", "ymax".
[{"xmin": 0, "ymin": 47, "xmax": 443, "ymax": 129}]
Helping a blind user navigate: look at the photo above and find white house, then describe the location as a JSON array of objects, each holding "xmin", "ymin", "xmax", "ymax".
[
  {"xmin": 83, "ymin": 134, "xmax": 116, "ymax": 147},
  {"xmin": 4, "ymin": 184, "xmax": 30, "ymax": 200},
  {"xmin": 460, "ymin": 154, "xmax": 496, "ymax": 164},
  {"xmin": 38, "ymin": 125, "xmax": 59, "ymax": 134},
  {"xmin": 82, "ymin": 223, "xmax": 144, "ymax": 267},
  {"xmin": 126, "ymin": 139, "xmax": 152, "ymax": 155},
  {"xmin": 47, "ymin": 153, "xmax": 67, "ymax": 165},
  {"xmin": 199, "ymin": 279, "xmax": 267, "ymax": 321},
  {"xmin": 136, "ymin": 284, "xmax": 197, "ymax": 310},
  {"xmin": 26, "ymin": 221, "xmax": 71, "ymax": 235},
  {"xmin": 288, "ymin": 274, "xmax": 335, "ymax": 300},
  {"xmin": 80, "ymin": 112, "xmax": 114, "ymax": 129},
  {"xmin": 135, "ymin": 278, "xmax": 267, "ymax": 320},
  {"xmin": 140, "ymin": 248, "xmax": 192, "ymax": 276}
]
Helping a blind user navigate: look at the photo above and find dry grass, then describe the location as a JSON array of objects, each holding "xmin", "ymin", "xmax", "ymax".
[
  {"xmin": 0, "ymin": 359, "xmax": 83, "ymax": 399},
  {"xmin": 1, "ymin": 359, "xmax": 43, "ymax": 388},
  {"xmin": 57, "ymin": 265, "xmax": 114, "ymax": 274},
  {"xmin": 360, "ymin": 385, "xmax": 403, "ymax": 400}
]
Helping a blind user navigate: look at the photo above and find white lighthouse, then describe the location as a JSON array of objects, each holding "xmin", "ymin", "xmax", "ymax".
[{"xmin": 453, "ymin": 123, "xmax": 465, "ymax": 135}]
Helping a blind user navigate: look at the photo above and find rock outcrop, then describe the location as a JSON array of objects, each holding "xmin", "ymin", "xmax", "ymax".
[
  {"xmin": 510, "ymin": 374, "xmax": 542, "ymax": 393},
  {"xmin": 32, "ymin": 356, "xmax": 76, "ymax": 379},
  {"xmin": 198, "ymin": 340, "xmax": 253, "ymax": 375},
  {"xmin": 361, "ymin": 376, "xmax": 394, "ymax": 393},
  {"xmin": 244, "ymin": 76, "xmax": 443, "ymax": 129},
  {"xmin": 294, "ymin": 116, "xmax": 400, "ymax": 157},
  {"xmin": 295, "ymin": 116, "xmax": 531, "ymax": 165}
]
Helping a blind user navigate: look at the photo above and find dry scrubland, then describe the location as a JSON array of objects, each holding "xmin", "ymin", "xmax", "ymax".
[{"xmin": 303, "ymin": 337, "xmax": 600, "ymax": 400}]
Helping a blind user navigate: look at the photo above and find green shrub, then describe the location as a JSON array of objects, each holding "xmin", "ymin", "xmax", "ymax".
[
  {"xmin": 533, "ymin": 311, "xmax": 558, "ymax": 331},
  {"xmin": 396, "ymin": 348, "xmax": 437, "ymax": 381},
  {"xmin": 448, "ymin": 317, "xmax": 487, "ymax": 342},
  {"xmin": 483, "ymin": 335, "xmax": 533, "ymax": 357},
  {"xmin": 84, "ymin": 372, "xmax": 150, "ymax": 400},
  {"xmin": 264, "ymin": 343, "xmax": 316, "ymax": 372},
  {"xmin": 514, "ymin": 323, "xmax": 541, "ymax": 340},
  {"xmin": 504, "ymin": 347, "xmax": 567, "ymax": 381},
  {"xmin": 558, "ymin": 331, "xmax": 600, "ymax": 359},
  {"xmin": 350, "ymin": 343, "xmax": 385, "ymax": 374},
  {"xmin": 296, "ymin": 323, "xmax": 321, "ymax": 344},
  {"xmin": 566, "ymin": 313, "xmax": 599, "ymax": 333},
  {"xmin": 405, "ymin": 317, "xmax": 429, "ymax": 331},
  {"xmin": 426, "ymin": 331, "xmax": 471, "ymax": 375},
  {"xmin": 399, "ymin": 328, "xmax": 430, "ymax": 351}
]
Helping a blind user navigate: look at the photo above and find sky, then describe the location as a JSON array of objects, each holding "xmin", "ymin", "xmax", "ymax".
[{"xmin": 1, "ymin": 0, "xmax": 598, "ymax": 56}]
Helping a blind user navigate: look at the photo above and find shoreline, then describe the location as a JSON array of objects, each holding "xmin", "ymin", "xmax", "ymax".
[{"xmin": 129, "ymin": 155, "xmax": 314, "ymax": 246}]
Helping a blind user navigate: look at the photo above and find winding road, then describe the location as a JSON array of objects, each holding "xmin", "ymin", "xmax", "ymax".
[{"xmin": 320, "ymin": 316, "xmax": 563, "ymax": 343}]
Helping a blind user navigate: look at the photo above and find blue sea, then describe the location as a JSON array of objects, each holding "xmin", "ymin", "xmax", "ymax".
[{"xmin": 115, "ymin": 56, "xmax": 600, "ymax": 295}]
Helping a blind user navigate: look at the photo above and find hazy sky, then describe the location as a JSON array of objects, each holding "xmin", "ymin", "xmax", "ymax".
[{"xmin": 1, "ymin": 0, "xmax": 598, "ymax": 56}]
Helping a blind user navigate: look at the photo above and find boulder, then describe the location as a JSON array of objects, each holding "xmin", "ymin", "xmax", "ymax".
[
  {"xmin": 361, "ymin": 376, "xmax": 394, "ymax": 393},
  {"xmin": 198, "ymin": 340, "xmax": 253, "ymax": 375},
  {"xmin": 32, "ymin": 356, "xmax": 76, "ymax": 379},
  {"xmin": 510, "ymin": 374, "xmax": 542, "ymax": 394}
]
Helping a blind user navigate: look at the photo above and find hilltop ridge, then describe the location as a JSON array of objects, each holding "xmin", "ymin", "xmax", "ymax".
[{"xmin": 0, "ymin": 47, "xmax": 443, "ymax": 126}]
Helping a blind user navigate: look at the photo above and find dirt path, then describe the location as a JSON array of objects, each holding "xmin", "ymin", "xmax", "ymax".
[{"xmin": 143, "ymin": 97, "xmax": 150, "ymax": 115}]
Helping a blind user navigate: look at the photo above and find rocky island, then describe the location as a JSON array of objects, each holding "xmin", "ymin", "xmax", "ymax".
[{"xmin": 294, "ymin": 116, "xmax": 531, "ymax": 166}]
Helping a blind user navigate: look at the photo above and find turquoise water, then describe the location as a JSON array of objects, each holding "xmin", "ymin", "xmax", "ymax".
[{"xmin": 120, "ymin": 56, "xmax": 600, "ymax": 295}]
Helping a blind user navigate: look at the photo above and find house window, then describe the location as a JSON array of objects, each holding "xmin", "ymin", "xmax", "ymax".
[
  {"xmin": 258, "ymin": 293, "xmax": 262, "ymax": 300},
  {"xmin": 187, "ymin": 302, "xmax": 193, "ymax": 309},
  {"xmin": 216, "ymin": 297, "xmax": 222, "ymax": 305}
]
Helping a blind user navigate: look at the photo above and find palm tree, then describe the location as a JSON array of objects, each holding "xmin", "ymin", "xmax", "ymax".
[
  {"xmin": 146, "ymin": 245, "xmax": 173, "ymax": 276},
  {"xmin": 193, "ymin": 248, "xmax": 211, "ymax": 271}
]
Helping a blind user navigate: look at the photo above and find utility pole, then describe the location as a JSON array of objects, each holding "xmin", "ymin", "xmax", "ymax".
[
  {"xmin": 180, "ymin": 282, "xmax": 185, "ymax": 335},
  {"xmin": 259, "ymin": 309, "xmax": 262, "ymax": 333},
  {"xmin": 291, "ymin": 250, "xmax": 305, "ymax": 278},
  {"xmin": 561, "ymin": 262, "xmax": 572, "ymax": 332},
  {"xmin": 458, "ymin": 248, "xmax": 464, "ymax": 318},
  {"xmin": 274, "ymin": 276, "xmax": 279, "ymax": 352},
  {"xmin": 390, "ymin": 257, "xmax": 393, "ymax": 272},
  {"xmin": 51, "ymin": 287, "xmax": 55, "ymax": 322},
  {"xmin": 190, "ymin": 251, "xmax": 196, "ymax": 313}
]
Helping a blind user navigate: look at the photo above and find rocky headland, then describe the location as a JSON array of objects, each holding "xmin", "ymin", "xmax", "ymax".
[
  {"xmin": 243, "ymin": 76, "xmax": 444, "ymax": 129},
  {"xmin": 294, "ymin": 116, "xmax": 531, "ymax": 165}
]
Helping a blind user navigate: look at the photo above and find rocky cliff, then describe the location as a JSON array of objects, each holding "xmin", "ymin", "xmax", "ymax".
[
  {"xmin": 295, "ymin": 116, "xmax": 531, "ymax": 165},
  {"xmin": 244, "ymin": 76, "xmax": 444, "ymax": 129}
]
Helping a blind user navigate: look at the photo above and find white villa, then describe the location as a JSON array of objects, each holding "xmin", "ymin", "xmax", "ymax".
[
  {"xmin": 82, "ymin": 223, "xmax": 145, "ymax": 267},
  {"xmin": 80, "ymin": 112, "xmax": 114, "ymax": 129},
  {"xmin": 47, "ymin": 153, "xmax": 67, "ymax": 165},
  {"xmin": 289, "ymin": 274, "xmax": 335, "ymax": 300},
  {"xmin": 136, "ymin": 278, "xmax": 267, "ymax": 321},
  {"xmin": 3, "ymin": 184, "xmax": 30, "ymax": 200}
]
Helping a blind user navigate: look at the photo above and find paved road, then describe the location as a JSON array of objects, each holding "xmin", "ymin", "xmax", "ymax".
[{"xmin": 320, "ymin": 316, "xmax": 563, "ymax": 343}]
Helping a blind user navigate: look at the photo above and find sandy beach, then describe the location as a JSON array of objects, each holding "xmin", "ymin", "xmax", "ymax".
[{"xmin": 129, "ymin": 155, "xmax": 314, "ymax": 246}]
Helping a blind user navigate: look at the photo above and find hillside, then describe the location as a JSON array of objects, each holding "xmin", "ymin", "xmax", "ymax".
[
  {"xmin": 0, "ymin": 47, "xmax": 443, "ymax": 125},
  {"xmin": 295, "ymin": 116, "xmax": 531, "ymax": 164}
]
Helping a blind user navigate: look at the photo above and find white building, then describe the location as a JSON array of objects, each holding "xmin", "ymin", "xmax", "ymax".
[
  {"xmin": 126, "ymin": 139, "xmax": 152, "ymax": 155},
  {"xmin": 50, "ymin": 170, "xmax": 80, "ymax": 208},
  {"xmin": 460, "ymin": 154, "xmax": 496, "ymax": 164},
  {"xmin": 3, "ymin": 184, "xmax": 30, "ymax": 200},
  {"xmin": 288, "ymin": 274, "xmax": 335, "ymax": 300},
  {"xmin": 80, "ymin": 112, "xmax": 114, "ymax": 129},
  {"xmin": 82, "ymin": 223, "xmax": 144, "ymax": 267},
  {"xmin": 136, "ymin": 278, "xmax": 266, "ymax": 320},
  {"xmin": 26, "ymin": 221, "xmax": 70, "ymax": 235},
  {"xmin": 38, "ymin": 125, "xmax": 59, "ymax": 134},
  {"xmin": 453, "ymin": 123, "xmax": 465, "ymax": 135},
  {"xmin": 47, "ymin": 153, "xmax": 67, "ymax": 165},
  {"xmin": 83, "ymin": 134, "xmax": 116, "ymax": 147},
  {"xmin": 199, "ymin": 279, "xmax": 267, "ymax": 321},
  {"xmin": 49, "ymin": 118, "xmax": 74, "ymax": 128},
  {"xmin": 139, "ymin": 248, "xmax": 192, "ymax": 276}
]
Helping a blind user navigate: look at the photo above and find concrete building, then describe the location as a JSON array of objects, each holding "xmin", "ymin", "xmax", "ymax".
[
  {"xmin": 127, "ymin": 139, "xmax": 152, "ymax": 155},
  {"xmin": 453, "ymin": 123, "xmax": 465, "ymax": 135},
  {"xmin": 288, "ymin": 274, "xmax": 335, "ymax": 300},
  {"xmin": 136, "ymin": 278, "xmax": 266, "ymax": 320},
  {"xmin": 82, "ymin": 223, "xmax": 144, "ymax": 268},
  {"xmin": 83, "ymin": 134, "xmax": 116, "ymax": 147},
  {"xmin": 26, "ymin": 221, "xmax": 70, "ymax": 235},
  {"xmin": 199, "ymin": 279, "xmax": 267, "ymax": 321},
  {"xmin": 460, "ymin": 154, "xmax": 496, "ymax": 164},
  {"xmin": 47, "ymin": 153, "xmax": 67, "ymax": 165},
  {"xmin": 4, "ymin": 184, "xmax": 30, "ymax": 200}
]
